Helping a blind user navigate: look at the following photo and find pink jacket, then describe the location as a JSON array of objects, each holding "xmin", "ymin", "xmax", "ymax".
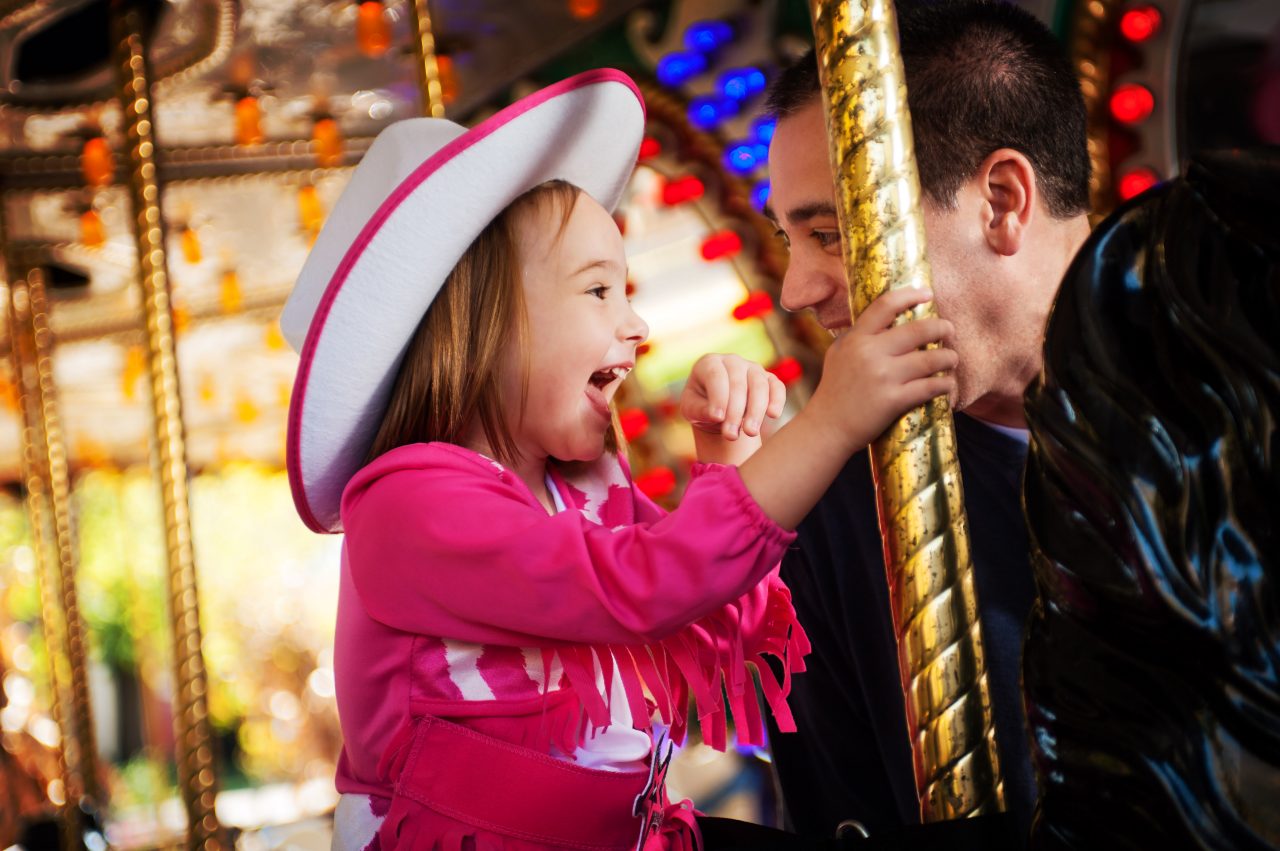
[{"xmin": 333, "ymin": 441, "xmax": 809, "ymax": 801}]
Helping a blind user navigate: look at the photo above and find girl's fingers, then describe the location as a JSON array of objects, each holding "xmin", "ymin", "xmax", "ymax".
[
  {"xmin": 900, "ymin": 374, "xmax": 958, "ymax": 409},
  {"xmin": 857, "ymin": 286, "xmax": 934, "ymax": 331},
  {"xmin": 721, "ymin": 364, "xmax": 749, "ymax": 439},
  {"xmin": 896, "ymin": 346, "xmax": 959, "ymax": 380},
  {"xmin": 766, "ymin": 373, "xmax": 786, "ymax": 419},
  {"xmin": 699, "ymin": 360, "xmax": 730, "ymax": 423},
  {"xmin": 742, "ymin": 369, "xmax": 772, "ymax": 436},
  {"xmin": 881, "ymin": 317, "xmax": 954, "ymax": 354}
]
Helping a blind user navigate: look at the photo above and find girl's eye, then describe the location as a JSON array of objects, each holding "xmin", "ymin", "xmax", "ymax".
[
  {"xmin": 774, "ymin": 228, "xmax": 791, "ymax": 249},
  {"xmin": 587, "ymin": 285, "xmax": 609, "ymax": 300}
]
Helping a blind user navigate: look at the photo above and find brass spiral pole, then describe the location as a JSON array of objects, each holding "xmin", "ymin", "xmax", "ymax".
[
  {"xmin": 1068, "ymin": 0, "xmax": 1120, "ymax": 221},
  {"xmin": 22, "ymin": 264, "xmax": 103, "ymax": 808},
  {"xmin": 112, "ymin": 3, "xmax": 224, "ymax": 847},
  {"xmin": 407, "ymin": 0, "xmax": 447, "ymax": 117},
  {"xmin": 808, "ymin": 0, "xmax": 1004, "ymax": 820},
  {"xmin": 4, "ymin": 257, "xmax": 80, "ymax": 851}
]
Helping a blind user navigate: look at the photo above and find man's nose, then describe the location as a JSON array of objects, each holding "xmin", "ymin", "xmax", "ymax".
[{"xmin": 780, "ymin": 255, "xmax": 836, "ymax": 314}]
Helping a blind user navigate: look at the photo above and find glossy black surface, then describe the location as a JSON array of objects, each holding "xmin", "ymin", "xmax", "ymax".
[{"xmin": 1023, "ymin": 151, "xmax": 1280, "ymax": 849}]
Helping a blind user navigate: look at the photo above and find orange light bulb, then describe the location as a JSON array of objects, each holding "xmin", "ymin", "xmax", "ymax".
[
  {"xmin": 437, "ymin": 55, "xmax": 458, "ymax": 105},
  {"xmin": 180, "ymin": 225, "xmax": 202, "ymax": 264},
  {"xmin": 80, "ymin": 209, "xmax": 105, "ymax": 247},
  {"xmin": 81, "ymin": 137, "xmax": 114, "ymax": 187},
  {"xmin": 297, "ymin": 185, "xmax": 325, "ymax": 237},
  {"xmin": 235, "ymin": 96, "xmax": 264, "ymax": 146},
  {"xmin": 313, "ymin": 117, "xmax": 343, "ymax": 167},
  {"xmin": 220, "ymin": 270, "xmax": 243, "ymax": 314},
  {"xmin": 356, "ymin": 1, "xmax": 392, "ymax": 58}
]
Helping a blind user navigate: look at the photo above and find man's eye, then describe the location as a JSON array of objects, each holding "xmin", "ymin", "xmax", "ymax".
[{"xmin": 813, "ymin": 230, "xmax": 841, "ymax": 249}]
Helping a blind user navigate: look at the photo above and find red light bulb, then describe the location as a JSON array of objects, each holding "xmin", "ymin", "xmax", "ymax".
[
  {"xmin": 1109, "ymin": 84, "xmax": 1155, "ymax": 124},
  {"xmin": 1120, "ymin": 6, "xmax": 1162, "ymax": 42},
  {"xmin": 1118, "ymin": 167, "xmax": 1159, "ymax": 200}
]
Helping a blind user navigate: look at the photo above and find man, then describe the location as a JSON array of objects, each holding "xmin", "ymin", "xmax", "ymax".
[{"xmin": 762, "ymin": 0, "xmax": 1092, "ymax": 840}]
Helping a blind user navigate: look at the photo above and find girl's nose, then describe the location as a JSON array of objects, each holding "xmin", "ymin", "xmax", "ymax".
[{"xmin": 621, "ymin": 303, "xmax": 649, "ymax": 345}]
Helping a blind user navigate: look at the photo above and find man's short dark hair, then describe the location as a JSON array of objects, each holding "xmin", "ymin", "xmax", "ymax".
[{"xmin": 765, "ymin": 0, "xmax": 1091, "ymax": 218}]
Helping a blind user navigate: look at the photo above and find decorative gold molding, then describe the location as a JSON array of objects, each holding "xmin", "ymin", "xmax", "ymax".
[
  {"xmin": 1069, "ymin": 0, "xmax": 1120, "ymax": 221},
  {"xmin": 112, "ymin": 3, "xmax": 224, "ymax": 846},
  {"xmin": 808, "ymin": 0, "xmax": 1003, "ymax": 820},
  {"xmin": 407, "ymin": 0, "xmax": 447, "ymax": 117}
]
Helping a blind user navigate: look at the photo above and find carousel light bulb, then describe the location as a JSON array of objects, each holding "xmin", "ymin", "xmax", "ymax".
[
  {"xmin": 700, "ymin": 230, "xmax": 742, "ymax": 261},
  {"xmin": 767, "ymin": 356, "xmax": 802, "ymax": 386},
  {"xmin": 567, "ymin": 0, "xmax": 601, "ymax": 19},
  {"xmin": 661, "ymin": 175, "xmax": 704, "ymax": 206},
  {"xmin": 619, "ymin": 408, "xmax": 650, "ymax": 441},
  {"xmin": 180, "ymin": 225, "xmax": 202, "ymax": 264},
  {"xmin": 81, "ymin": 136, "xmax": 114, "ymax": 187},
  {"xmin": 80, "ymin": 209, "xmax": 105, "ymax": 247},
  {"xmin": 437, "ymin": 55, "xmax": 459, "ymax": 105},
  {"xmin": 122, "ymin": 345, "xmax": 146, "ymax": 401},
  {"xmin": 220, "ymin": 269, "xmax": 243, "ymax": 314},
  {"xmin": 313, "ymin": 117, "xmax": 344, "ymax": 167},
  {"xmin": 356, "ymin": 1, "xmax": 392, "ymax": 58},
  {"xmin": 297, "ymin": 185, "xmax": 325, "ymax": 240},
  {"xmin": 635, "ymin": 466, "xmax": 676, "ymax": 499},
  {"xmin": 732, "ymin": 291, "xmax": 773, "ymax": 320},
  {"xmin": 235, "ymin": 96, "xmax": 265, "ymax": 145}
]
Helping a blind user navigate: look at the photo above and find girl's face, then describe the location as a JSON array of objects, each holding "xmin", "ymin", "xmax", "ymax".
[{"xmin": 505, "ymin": 192, "xmax": 648, "ymax": 464}]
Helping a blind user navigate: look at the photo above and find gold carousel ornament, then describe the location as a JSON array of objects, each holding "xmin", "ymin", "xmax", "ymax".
[
  {"xmin": 111, "ymin": 0, "xmax": 224, "ymax": 845},
  {"xmin": 807, "ymin": 0, "xmax": 1004, "ymax": 821}
]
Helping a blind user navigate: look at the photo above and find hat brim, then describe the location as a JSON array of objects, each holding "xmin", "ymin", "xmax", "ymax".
[{"xmin": 285, "ymin": 69, "xmax": 646, "ymax": 532}]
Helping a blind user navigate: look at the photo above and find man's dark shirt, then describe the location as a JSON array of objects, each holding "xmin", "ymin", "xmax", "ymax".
[{"xmin": 770, "ymin": 413, "xmax": 1037, "ymax": 839}]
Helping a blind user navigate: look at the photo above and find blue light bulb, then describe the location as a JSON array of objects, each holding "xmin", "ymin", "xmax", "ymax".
[
  {"xmin": 684, "ymin": 20, "xmax": 733, "ymax": 53},
  {"xmin": 657, "ymin": 51, "xmax": 708, "ymax": 87},
  {"xmin": 751, "ymin": 180, "xmax": 770, "ymax": 211},
  {"xmin": 725, "ymin": 144, "xmax": 758, "ymax": 174},
  {"xmin": 688, "ymin": 96, "xmax": 722, "ymax": 130}
]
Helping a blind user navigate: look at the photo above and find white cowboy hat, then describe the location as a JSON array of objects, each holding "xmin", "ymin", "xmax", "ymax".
[{"xmin": 281, "ymin": 69, "xmax": 646, "ymax": 533}]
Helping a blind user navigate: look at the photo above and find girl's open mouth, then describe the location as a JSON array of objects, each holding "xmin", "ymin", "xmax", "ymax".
[{"xmin": 584, "ymin": 365, "xmax": 632, "ymax": 418}]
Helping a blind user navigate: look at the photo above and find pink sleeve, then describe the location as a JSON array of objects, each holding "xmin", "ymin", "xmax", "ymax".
[
  {"xmin": 340, "ymin": 450, "xmax": 795, "ymax": 648},
  {"xmin": 624, "ymin": 463, "xmax": 812, "ymax": 748}
]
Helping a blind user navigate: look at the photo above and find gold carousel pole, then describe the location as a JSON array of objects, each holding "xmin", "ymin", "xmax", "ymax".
[
  {"xmin": 807, "ymin": 0, "xmax": 1004, "ymax": 821},
  {"xmin": 18, "ymin": 264, "xmax": 103, "ymax": 808},
  {"xmin": 406, "ymin": 0, "xmax": 447, "ymax": 117},
  {"xmin": 1067, "ymin": 0, "xmax": 1121, "ymax": 221},
  {"xmin": 110, "ymin": 2, "xmax": 224, "ymax": 847},
  {"xmin": 4, "ymin": 253, "xmax": 81, "ymax": 851}
]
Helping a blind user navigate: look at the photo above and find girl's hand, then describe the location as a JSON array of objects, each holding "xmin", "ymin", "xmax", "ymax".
[
  {"xmin": 808, "ymin": 287, "xmax": 958, "ymax": 453},
  {"xmin": 681, "ymin": 354, "xmax": 787, "ymax": 441}
]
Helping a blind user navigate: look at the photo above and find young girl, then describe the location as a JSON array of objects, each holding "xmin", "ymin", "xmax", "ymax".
[{"xmin": 281, "ymin": 70, "xmax": 956, "ymax": 851}]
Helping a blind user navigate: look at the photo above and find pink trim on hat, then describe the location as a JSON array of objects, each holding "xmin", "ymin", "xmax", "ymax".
[{"xmin": 288, "ymin": 69, "xmax": 645, "ymax": 532}]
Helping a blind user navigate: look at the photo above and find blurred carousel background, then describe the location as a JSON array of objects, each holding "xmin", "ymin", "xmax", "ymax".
[{"xmin": 0, "ymin": 0, "xmax": 1272, "ymax": 848}]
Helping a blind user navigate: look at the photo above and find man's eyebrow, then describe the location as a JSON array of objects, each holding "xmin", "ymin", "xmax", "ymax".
[{"xmin": 784, "ymin": 202, "xmax": 838, "ymax": 225}]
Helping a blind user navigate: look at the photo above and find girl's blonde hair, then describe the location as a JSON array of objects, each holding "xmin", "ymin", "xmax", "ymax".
[{"xmin": 366, "ymin": 179, "xmax": 619, "ymax": 465}]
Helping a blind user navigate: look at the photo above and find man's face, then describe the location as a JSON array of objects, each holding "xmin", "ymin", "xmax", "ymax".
[
  {"xmin": 767, "ymin": 100, "xmax": 1015, "ymax": 414},
  {"xmin": 767, "ymin": 102, "xmax": 852, "ymax": 333}
]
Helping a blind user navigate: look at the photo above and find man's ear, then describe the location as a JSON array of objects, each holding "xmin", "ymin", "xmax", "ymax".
[{"xmin": 977, "ymin": 148, "xmax": 1037, "ymax": 256}]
